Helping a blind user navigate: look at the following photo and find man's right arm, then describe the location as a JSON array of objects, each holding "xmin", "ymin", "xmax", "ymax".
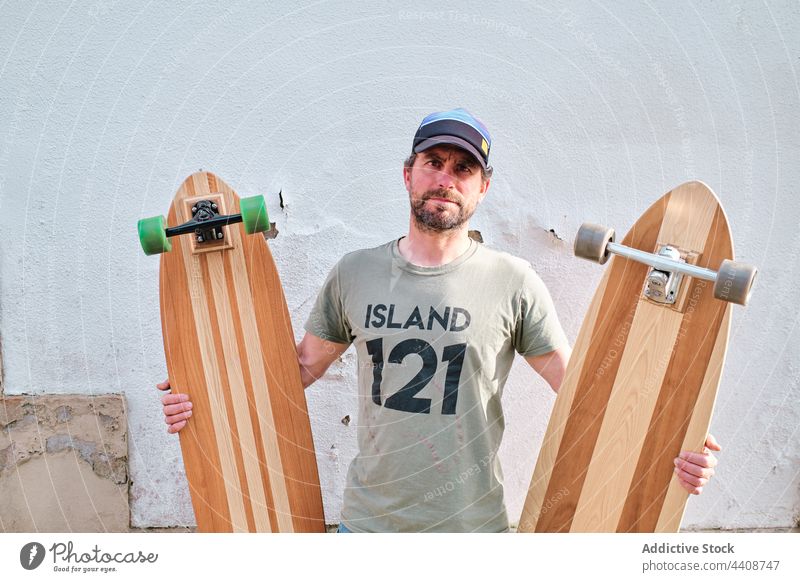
[
  {"xmin": 296, "ymin": 331, "xmax": 350, "ymax": 388},
  {"xmin": 157, "ymin": 332, "xmax": 349, "ymax": 433}
]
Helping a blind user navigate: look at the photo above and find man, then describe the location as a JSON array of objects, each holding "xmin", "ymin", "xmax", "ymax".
[{"xmin": 158, "ymin": 108, "xmax": 721, "ymax": 532}]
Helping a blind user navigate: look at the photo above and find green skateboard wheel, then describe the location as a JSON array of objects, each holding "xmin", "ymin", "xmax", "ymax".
[
  {"xmin": 138, "ymin": 215, "xmax": 172, "ymax": 255},
  {"xmin": 239, "ymin": 195, "xmax": 269, "ymax": 235}
]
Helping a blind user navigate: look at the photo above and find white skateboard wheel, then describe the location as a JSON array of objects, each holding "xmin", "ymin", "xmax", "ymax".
[
  {"xmin": 713, "ymin": 259, "xmax": 757, "ymax": 305},
  {"xmin": 574, "ymin": 222, "xmax": 615, "ymax": 265}
]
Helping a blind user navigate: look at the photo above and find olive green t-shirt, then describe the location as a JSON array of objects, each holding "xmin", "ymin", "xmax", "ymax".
[{"xmin": 304, "ymin": 238, "xmax": 568, "ymax": 532}]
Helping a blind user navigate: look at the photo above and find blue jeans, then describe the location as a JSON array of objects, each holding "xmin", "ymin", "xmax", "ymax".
[{"xmin": 337, "ymin": 523, "xmax": 353, "ymax": 533}]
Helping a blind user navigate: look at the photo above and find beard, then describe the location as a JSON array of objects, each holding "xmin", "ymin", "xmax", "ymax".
[{"xmin": 410, "ymin": 188, "xmax": 476, "ymax": 232}]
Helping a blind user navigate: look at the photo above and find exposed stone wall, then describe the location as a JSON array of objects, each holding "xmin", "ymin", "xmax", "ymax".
[{"xmin": 0, "ymin": 395, "xmax": 128, "ymax": 532}]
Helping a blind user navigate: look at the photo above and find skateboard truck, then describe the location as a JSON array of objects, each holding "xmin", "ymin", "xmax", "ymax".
[
  {"xmin": 574, "ymin": 222, "xmax": 757, "ymax": 306},
  {"xmin": 138, "ymin": 194, "xmax": 269, "ymax": 256},
  {"xmin": 167, "ymin": 200, "xmax": 235, "ymax": 244},
  {"xmin": 643, "ymin": 245, "xmax": 684, "ymax": 305}
]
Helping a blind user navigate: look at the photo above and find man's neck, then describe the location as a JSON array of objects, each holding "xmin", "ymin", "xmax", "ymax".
[{"xmin": 397, "ymin": 219, "xmax": 472, "ymax": 267}]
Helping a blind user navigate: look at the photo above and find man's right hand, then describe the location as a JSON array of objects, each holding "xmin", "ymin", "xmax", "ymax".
[{"xmin": 157, "ymin": 379, "xmax": 193, "ymax": 434}]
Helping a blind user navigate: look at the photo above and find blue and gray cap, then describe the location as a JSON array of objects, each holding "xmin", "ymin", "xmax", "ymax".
[{"xmin": 412, "ymin": 108, "xmax": 492, "ymax": 170}]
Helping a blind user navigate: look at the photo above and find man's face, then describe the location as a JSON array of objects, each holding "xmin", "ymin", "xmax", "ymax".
[{"xmin": 403, "ymin": 145, "xmax": 490, "ymax": 232}]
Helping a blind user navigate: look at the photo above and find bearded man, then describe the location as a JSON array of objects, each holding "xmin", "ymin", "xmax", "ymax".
[{"xmin": 158, "ymin": 108, "xmax": 721, "ymax": 532}]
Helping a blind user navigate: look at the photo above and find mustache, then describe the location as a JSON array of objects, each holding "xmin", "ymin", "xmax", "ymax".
[{"xmin": 421, "ymin": 189, "xmax": 462, "ymax": 206}]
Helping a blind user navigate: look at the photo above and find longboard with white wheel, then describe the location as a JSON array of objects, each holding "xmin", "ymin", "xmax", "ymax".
[{"xmin": 518, "ymin": 181, "xmax": 756, "ymax": 533}]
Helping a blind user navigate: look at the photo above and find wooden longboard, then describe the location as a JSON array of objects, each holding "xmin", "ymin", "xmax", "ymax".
[
  {"xmin": 158, "ymin": 172, "xmax": 325, "ymax": 532},
  {"xmin": 519, "ymin": 181, "xmax": 735, "ymax": 533}
]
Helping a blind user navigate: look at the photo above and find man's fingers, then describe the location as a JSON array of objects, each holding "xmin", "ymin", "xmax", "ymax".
[
  {"xmin": 674, "ymin": 457, "xmax": 715, "ymax": 479},
  {"xmin": 673, "ymin": 436, "xmax": 720, "ymax": 496},
  {"xmin": 167, "ymin": 420, "xmax": 187, "ymax": 434},
  {"xmin": 165, "ymin": 410, "xmax": 193, "ymax": 425},
  {"xmin": 678, "ymin": 451, "xmax": 718, "ymax": 469},
  {"xmin": 674, "ymin": 466, "xmax": 709, "ymax": 489},
  {"xmin": 674, "ymin": 467, "xmax": 706, "ymax": 495},
  {"xmin": 163, "ymin": 402, "xmax": 193, "ymax": 416},
  {"xmin": 676, "ymin": 476, "xmax": 704, "ymax": 495},
  {"xmin": 705, "ymin": 433, "xmax": 722, "ymax": 452},
  {"xmin": 156, "ymin": 377, "xmax": 190, "ymax": 434},
  {"xmin": 161, "ymin": 393, "xmax": 190, "ymax": 406}
]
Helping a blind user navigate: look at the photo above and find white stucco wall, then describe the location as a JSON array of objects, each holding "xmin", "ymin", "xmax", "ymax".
[{"xmin": 0, "ymin": 0, "xmax": 797, "ymax": 530}]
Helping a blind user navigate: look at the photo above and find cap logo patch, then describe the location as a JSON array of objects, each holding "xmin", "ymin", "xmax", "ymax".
[{"xmin": 481, "ymin": 139, "xmax": 489, "ymax": 155}]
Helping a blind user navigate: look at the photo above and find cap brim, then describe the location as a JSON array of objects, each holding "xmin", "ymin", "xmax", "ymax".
[{"xmin": 414, "ymin": 136, "xmax": 487, "ymax": 170}]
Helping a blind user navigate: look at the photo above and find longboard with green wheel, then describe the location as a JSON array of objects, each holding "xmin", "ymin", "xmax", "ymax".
[{"xmin": 139, "ymin": 171, "xmax": 325, "ymax": 532}]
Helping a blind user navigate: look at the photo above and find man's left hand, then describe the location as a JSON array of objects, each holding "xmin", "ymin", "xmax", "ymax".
[{"xmin": 674, "ymin": 433, "xmax": 721, "ymax": 495}]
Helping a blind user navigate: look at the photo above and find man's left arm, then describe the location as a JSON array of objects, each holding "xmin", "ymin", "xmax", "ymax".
[
  {"xmin": 522, "ymin": 349, "xmax": 722, "ymax": 496},
  {"xmin": 524, "ymin": 347, "xmax": 570, "ymax": 394}
]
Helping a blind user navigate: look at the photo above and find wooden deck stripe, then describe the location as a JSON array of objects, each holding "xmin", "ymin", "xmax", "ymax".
[
  {"xmin": 222, "ymin": 253, "xmax": 281, "ymax": 531},
  {"xmin": 206, "ymin": 252, "xmax": 273, "ymax": 532},
  {"xmin": 161, "ymin": 255, "xmax": 232, "ymax": 530},
  {"xmin": 617, "ymin": 206, "xmax": 731, "ymax": 531},
  {"xmin": 163, "ymin": 182, "xmax": 234, "ymax": 530},
  {"xmin": 571, "ymin": 186, "xmax": 719, "ymax": 531},
  {"xmin": 248, "ymin": 239, "xmax": 325, "ymax": 531},
  {"xmin": 177, "ymin": 232, "xmax": 248, "ymax": 532},
  {"xmin": 658, "ymin": 182, "xmax": 718, "ymax": 253},
  {"xmin": 655, "ymin": 307, "xmax": 730, "ymax": 531},
  {"xmin": 200, "ymin": 173, "xmax": 282, "ymax": 531},
  {"xmin": 191, "ymin": 173, "xmax": 210, "ymax": 196},
  {"xmin": 202, "ymin": 255, "xmax": 256, "ymax": 532},
  {"xmin": 196, "ymin": 173, "xmax": 263, "ymax": 532},
  {"xmin": 570, "ymin": 300, "xmax": 684, "ymax": 531},
  {"xmin": 518, "ymin": 272, "xmax": 610, "ymax": 532},
  {"xmin": 226, "ymin": 204, "xmax": 295, "ymax": 532},
  {"xmin": 534, "ymin": 195, "xmax": 670, "ymax": 532}
]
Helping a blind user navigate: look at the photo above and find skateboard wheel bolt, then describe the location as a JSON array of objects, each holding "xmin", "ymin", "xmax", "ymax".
[
  {"xmin": 212, "ymin": 203, "xmax": 218, "ymax": 210},
  {"xmin": 217, "ymin": 232, "xmax": 223, "ymax": 239},
  {"xmin": 191, "ymin": 206, "xmax": 197, "ymax": 213}
]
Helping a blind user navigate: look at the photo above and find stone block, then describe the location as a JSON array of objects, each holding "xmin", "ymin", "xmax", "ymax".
[{"xmin": 0, "ymin": 394, "xmax": 128, "ymax": 532}]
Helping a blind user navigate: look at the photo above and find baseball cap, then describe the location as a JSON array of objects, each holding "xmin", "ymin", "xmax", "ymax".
[{"xmin": 412, "ymin": 108, "xmax": 492, "ymax": 170}]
